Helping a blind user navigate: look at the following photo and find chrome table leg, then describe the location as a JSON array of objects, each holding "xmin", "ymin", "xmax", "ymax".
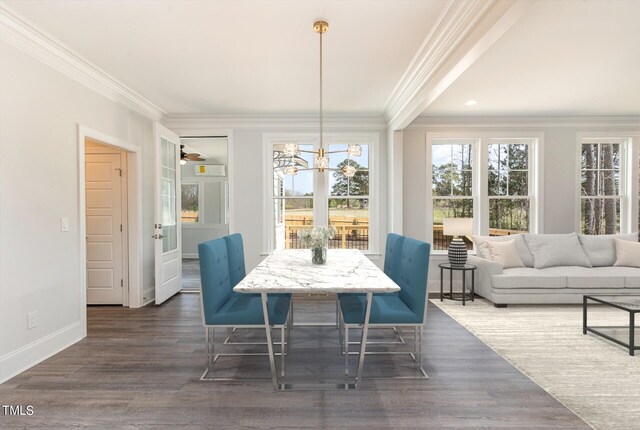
[
  {"xmin": 355, "ymin": 292, "xmax": 373, "ymax": 384},
  {"xmin": 261, "ymin": 292, "xmax": 279, "ymax": 390}
]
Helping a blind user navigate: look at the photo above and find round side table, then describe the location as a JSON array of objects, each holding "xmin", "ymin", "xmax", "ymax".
[{"xmin": 438, "ymin": 263, "xmax": 477, "ymax": 306}]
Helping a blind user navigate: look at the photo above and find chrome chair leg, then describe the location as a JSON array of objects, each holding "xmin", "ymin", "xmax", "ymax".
[
  {"xmin": 344, "ymin": 325, "xmax": 349, "ymax": 376},
  {"xmin": 281, "ymin": 325, "xmax": 286, "ymax": 378},
  {"xmin": 338, "ymin": 304, "xmax": 344, "ymax": 355},
  {"xmin": 286, "ymin": 302, "xmax": 292, "ymax": 355}
]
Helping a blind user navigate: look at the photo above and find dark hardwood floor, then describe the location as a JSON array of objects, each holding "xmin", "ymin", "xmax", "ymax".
[{"xmin": 0, "ymin": 294, "xmax": 589, "ymax": 429}]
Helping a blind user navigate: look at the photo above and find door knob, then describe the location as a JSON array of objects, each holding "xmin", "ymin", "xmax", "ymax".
[{"xmin": 152, "ymin": 234, "xmax": 164, "ymax": 239}]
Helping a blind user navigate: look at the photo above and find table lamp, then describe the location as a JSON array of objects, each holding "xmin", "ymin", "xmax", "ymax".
[{"xmin": 443, "ymin": 218, "xmax": 473, "ymax": 267}]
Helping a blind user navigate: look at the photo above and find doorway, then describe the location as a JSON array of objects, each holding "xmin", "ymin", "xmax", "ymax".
[
  {"xmin": 179, "ymin": 136, "xmax": 229, "ymax": 291},
  {"xmin": 84, "ymin": 139, "xmax": 128, "ymax": 305}
]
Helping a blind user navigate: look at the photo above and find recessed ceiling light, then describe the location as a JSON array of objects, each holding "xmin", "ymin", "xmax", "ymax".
[{"xmin": 465, "ymin": 99, "xmax": 478, "ymax": 106}]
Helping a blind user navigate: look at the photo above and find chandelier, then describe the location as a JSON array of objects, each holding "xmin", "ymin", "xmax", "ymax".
[{"xmin": 282, "ymin": 20, "xmax": 361, "ymax": 178}]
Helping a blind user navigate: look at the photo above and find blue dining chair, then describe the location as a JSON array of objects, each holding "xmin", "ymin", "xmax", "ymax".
[
  {"xmin": 338, "ymin": 236, "xmax": 430, "ymax": 378},
  {"xmin": 335, "ymin": 233, "xmax": 406, "ymax": 324},
  {"xmin": 198, "ymin": 237, "xmax": 291, "ymax": 381}
]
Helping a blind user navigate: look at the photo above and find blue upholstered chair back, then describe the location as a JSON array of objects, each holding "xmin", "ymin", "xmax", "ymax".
[
  {"xmin": 396, "ymin": 237, "xmax": 431, "ymax": 323},
  {"xmin": 223, "ymin": 233, "xmax": 246, "ymax": 288},
  {"xmin": 383, "ymin": 233, "xmax": 405, "ymax": 283},
  {"xmin": 198, "ymin": 238, "xmax": 233, "ymax": 321}
]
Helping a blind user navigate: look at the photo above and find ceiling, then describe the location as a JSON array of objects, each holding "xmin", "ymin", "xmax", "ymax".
[
  {"xmin": 5, "ymin": 0, "xmax": 447, "ymax": 116},
  {"xmin": 424, "ymin": 0, "xmax": 640, "ymax": 116}
]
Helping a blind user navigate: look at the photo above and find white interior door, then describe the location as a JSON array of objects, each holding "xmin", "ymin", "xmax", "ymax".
[
  {"xmin": 86, "ymin": 153, "xmax": 124, "ymax": 304},
  {"xmin": 154, "ymin": 123, "xmax": 182, "ymax": 304}
]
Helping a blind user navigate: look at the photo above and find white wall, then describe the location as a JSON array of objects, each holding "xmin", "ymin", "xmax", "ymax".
[
  {"xmin": 0, "ymin": 40, "xmax": 155, "ymax": 382},
  {"xmin": 402, "ymin": 116, "xmax": 640, "ymax": 289},
  {"xmin": 165, "ymin": 121, "xmax": 389, "ymax": 272}
]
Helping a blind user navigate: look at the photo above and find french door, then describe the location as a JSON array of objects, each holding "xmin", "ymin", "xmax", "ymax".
[{"xmin": 154, "ymin": 123, "xmax": 182, "ymax": 304}]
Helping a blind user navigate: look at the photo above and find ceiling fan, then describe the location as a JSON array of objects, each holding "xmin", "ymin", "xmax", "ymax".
[{"xmin": 180, "ymin": 144, "xmax": 205, "ymax": 165}]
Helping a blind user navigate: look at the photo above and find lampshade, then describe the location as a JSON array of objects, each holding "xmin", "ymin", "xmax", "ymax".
[{"xmin": 443, "ymin": 218, "xmax": 473, "ymax": 237}]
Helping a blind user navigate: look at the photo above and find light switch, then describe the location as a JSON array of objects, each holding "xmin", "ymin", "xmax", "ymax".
[{"xmin": 61, "ymin": 217, "xmax": 70, "ymax": 232}]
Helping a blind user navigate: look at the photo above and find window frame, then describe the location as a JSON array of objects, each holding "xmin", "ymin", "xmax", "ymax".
[
  {"xmin": 576, "ymin": 134, "xmax": 639, "ymax": 235},
  {"xmin": 426, "ymin": 132, "xmax": 544, "ymax": 254},
  {"xmin": 263, "ymin": 133, "xmax": 379, "ymax": 254}
]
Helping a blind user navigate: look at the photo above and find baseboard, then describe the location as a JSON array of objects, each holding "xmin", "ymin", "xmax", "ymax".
[
  {"xmin": 182, "ymin": 254, "xmax": 198, "ymax": 259},
  {"xmin": 0, "ymin": 321, "xmax": 84, "ymax": 384}
]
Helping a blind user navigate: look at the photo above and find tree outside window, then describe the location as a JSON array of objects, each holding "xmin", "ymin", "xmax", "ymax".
[
  {"xmin": 488, "ymin": 142, "xmax": 530, "ymax": 233},
  {"xmin": 432, "ymin": 142, "xmax": 474, "ymax": 251},
  {"xmin": 328, "ymin": 144, "xmax": 370, "ymax": 250},
  {"xmin": 580, "ymin": 142, "xmax": 621, "ymax": 235}
]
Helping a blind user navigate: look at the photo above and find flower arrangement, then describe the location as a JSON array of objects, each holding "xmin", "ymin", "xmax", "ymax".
[{"xmin": 298, "ymin": 226, "xmax": 336, "ymax": 249}]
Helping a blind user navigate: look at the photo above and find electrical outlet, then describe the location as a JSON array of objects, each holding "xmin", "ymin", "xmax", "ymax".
[
  {"xmin": 27, "ymin": 311, "xmax": 38, "ymax": 329},
  {"xmin": 60, "ymin": 217, "xmax": 70, "ymax": 232}
]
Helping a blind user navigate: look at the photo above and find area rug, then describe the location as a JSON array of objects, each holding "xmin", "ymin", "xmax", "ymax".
[{"xmin": 430, "ymin": 298, "xmax": 640, "ymax": 430}]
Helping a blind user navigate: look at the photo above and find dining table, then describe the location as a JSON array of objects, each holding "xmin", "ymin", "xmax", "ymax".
[{"xmin": 233, "ymin": 248, "xmax": 400, "ymax": 390}]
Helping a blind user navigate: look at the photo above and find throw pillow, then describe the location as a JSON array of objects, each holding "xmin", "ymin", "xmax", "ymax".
[
  {"xmin": 486, "ymin": 239, "xmax": 525, "ymax": 269},
  {"xmin": 579, "ymin": 232, "xmax": 638, "ymax": 266},
  {"xmin": 614, "ymin": 238, "xmax": 640, "ymax": 268},
  {"xmin": 523, "ymin": 233, "xmax": 592, "ymax": 269},
  {"xmin": 472, "ymin": 234, "xmax": 534, "ymax": 267}
]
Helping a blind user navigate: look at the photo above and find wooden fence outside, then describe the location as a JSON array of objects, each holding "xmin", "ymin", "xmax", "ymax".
[
  {"xmin": 284, "ymin": 215, "xmax": 369, "ymax": 250},
  {"xmin": 432, "ymin": 224, "xmax": 527, "ymax": 251}
]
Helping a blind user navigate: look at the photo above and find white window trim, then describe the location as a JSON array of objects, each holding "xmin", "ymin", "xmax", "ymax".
[
  {"xmin": 262, "ymin": 132, "xmax": 379, "ymax": 255},
  {"xmin": 426, "ymin": 132, "xmax": 544, "ymax": 254},
  {"xmin": 575, "ymin": 133, "xmax": 640, "ymax": 234}
]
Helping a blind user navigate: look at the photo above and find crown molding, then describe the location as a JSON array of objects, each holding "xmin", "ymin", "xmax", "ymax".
[
  {"xmin": 163, "ymin": 114, "xmax": 387, "ymax": 131},
  {"xmin": 0, "ymin": 3, "xmax": 166, "ymax": 121},
  {"xmin": 407, "ymin": 115, "xmax": 640, "ymax": 130},
  {"xmin": 384, "ymin": 0, "xmax": 530, "ymax": 131}
]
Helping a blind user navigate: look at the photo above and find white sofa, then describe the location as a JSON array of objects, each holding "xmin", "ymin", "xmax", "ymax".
[{"xmin": 468, "ymin": 232, "xmax": 640, "ymax": 306}]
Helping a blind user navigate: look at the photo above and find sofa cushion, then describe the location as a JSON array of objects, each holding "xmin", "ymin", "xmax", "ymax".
[
  {"xmin": 492, "ymin": 267, "xmax": 568, "ymax": 289},
  {"xmin": 579, "ymin": 233, "xmax": 638, "ymax": 267},
  {"xmin": 614, "ymin": 238, "xmax": 640, "ymax": 268},
  {"xmin": 473, "ymin": 234, "xmax": 534, "ymax": 267},
  {"xmin": 486, "ymin": 239, "xmax": 525, "ymax": 268},
  {"xmin": 563, "ymin": 266, "xmax": 627, "ymax": 289},
  {"xmin": 523, "ymin": 233, "xmax": 592, "ymax": 269}
]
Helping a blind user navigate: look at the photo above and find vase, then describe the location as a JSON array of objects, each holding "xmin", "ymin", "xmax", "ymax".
[{"xmin": 311, "ymin": 246, "xmax": 327, "ymax": 265}]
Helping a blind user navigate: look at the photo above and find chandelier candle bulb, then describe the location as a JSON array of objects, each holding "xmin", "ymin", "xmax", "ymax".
[
  {"xmin": 342, "ymin": 164, "xmax": 357, "ymax": 177},
  {"xmin": 347, "ymin": 144, "xmax": 362, "ymax": 157},
  {"xmin": 285, "ymin": 165, "xmax": 298, "ymax": 175},
  {"xmin": 283, "ymin": 143, "xmax": 299, "ymax": 157}
]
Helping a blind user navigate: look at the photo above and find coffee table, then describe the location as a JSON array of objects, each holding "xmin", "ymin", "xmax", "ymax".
[{"xmin": 583, "ymin": 295, "xmax": 640, "ymax": 356}]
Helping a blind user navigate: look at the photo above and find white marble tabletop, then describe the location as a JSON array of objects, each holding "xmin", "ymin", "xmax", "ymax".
[{"xmin": 233, "ymin": 249, "xmax": 400, "ymax": 294}]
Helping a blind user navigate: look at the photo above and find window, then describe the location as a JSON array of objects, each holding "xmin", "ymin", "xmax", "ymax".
[
  {"xmin": 431, "ymin": 141, "xmax": 474, "ymax": 251},
  {"xmin": 181, "ymin": 183, "xmax": 199, "ymax": 223},
  {"xmin": 328, "ymin": 143, "xmax": 370, "ymax": 250},
  {"xmin": 580, "ymin": 141, "xmax": 622, "ymax": 234},
  {"xmin": 273, "ymin": 143, "xmax": 314, "ymax": 250},
  {"xmin": 428, "ymin": 135, "xmax": 540, "ymax": 252},
  {"xmin": 268, "ymin": 135, "xmax": 376, "ymax": 252},
  {"xmin": 488, "ymin": 141, "xmax": 531, "ymax": 233}
]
